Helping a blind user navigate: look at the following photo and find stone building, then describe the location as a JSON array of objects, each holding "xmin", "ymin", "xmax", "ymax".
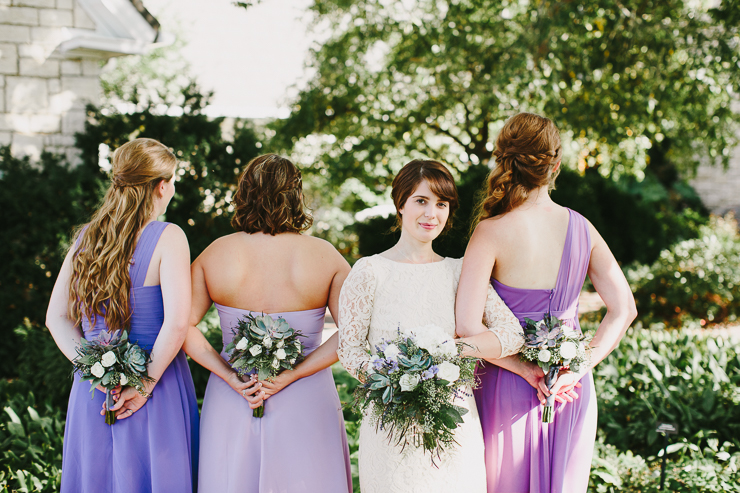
[
  {"xmin": 691, "ymin": 156, "xmax": 740, "ymax": 216},
  {"xmin": 0, "ymin": 0, "xmax": 166, "ymax": 163}
]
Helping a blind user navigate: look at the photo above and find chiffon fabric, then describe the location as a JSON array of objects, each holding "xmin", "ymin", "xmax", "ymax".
[
  {"xmin": 474, "ymin": 208, "xmax": 598, "ymax": 493},
  {"xmin": 197, "ymin": 303, "xmax": 352, "ymax": 493},
  {"xmin": 61, "ymin": 221, "xmax": 200, "ymax": 493}
]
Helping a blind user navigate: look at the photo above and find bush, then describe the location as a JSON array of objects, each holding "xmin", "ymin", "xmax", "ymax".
[
  {"xmin": 0, "ymin": 389, "xmax": 65, "ymax": 493},
  {"xmin": 627, "ymin": 215, "xmax": 740, "ymax": 327},
  {"xmin": 593, "ymin": 325, "xmax": 740, "ymax": 457}
]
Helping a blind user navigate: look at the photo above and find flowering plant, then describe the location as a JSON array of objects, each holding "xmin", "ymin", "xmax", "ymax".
[
  {"xmin": 520, "ymin": 314, "xmax": 591, "ymax": 423},
  {"xmin": 352, "ymin": 325, "xmax": 478, "ymax": 463},
  {"xmin": 72, "ymin": 330, "xmax": 153, "ymax": 425},
  {"xmin": 224, "ymin": 314, "xmax": 304, "ymax": 418}
]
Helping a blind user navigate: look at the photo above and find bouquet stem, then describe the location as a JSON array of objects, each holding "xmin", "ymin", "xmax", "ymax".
[
  {"xmin": 104, "ymin": 389, "xmax": 116, "ymax": 425},
  {"xmin": 542, "ymin": 365, "xmax": 560, "ymax": 424},
  {"xmin": 253, "ymin": 404, "xmax": 264, "ymax": 418}
]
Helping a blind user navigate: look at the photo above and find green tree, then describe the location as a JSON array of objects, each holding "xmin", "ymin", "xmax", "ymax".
[{"xmin": 270, "ymin": 0, "xmax": 740, "ymax": 207}]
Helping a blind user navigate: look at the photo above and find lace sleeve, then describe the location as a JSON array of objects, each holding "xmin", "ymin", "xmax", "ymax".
[
  {"xmin": 337, "ymin": 257, "xmax": 376, "ymax": 380},
  {"xmin": 483, "ymin": 284, "xmax": 525, "ymax": 358}
]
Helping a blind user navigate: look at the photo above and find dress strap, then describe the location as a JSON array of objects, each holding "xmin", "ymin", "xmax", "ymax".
[
  {"xmin": 130, "ymin": 222, "xmax": 169, "ymax": 288},
  {"xmin": 551, "ymin": 209, "xmax": 592, "ymax": 311}
]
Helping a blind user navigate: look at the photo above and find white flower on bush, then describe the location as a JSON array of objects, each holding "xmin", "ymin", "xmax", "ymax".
[
  {"xmin": 275, "ymin": 348, "xmax": 287, "ymax": 360},
  {"xmin": 235, "ymin": 337, "xmax": 248, "ymax": 350},
  {"xmin": 559, "ymin": 341, "xmax": 577, "ymax": 360},
  {"xmin": 101, "ymin": 351, "xmax": 116, "ymax": 368},
  {"xmin": 384, "ymin": 344, "xmax": 400, "ymax": 361},
  {"xmin": 262, "ymin": 336, "xmax": 273, "ymax": 348},
  {"xmin": 399, "ymin": 373, "xmax": 420, "ymax": 392},
  {"xmin": 249, "ymin": 345, "xmax": 263, "ymax": 356},
  {"xmin": 91, "ymin": 362, "xmax": 105, "ymax": 378},
  {"xmin": 436, "ymin": 361, "xmax": 460, "ymax": 385},
  {"xmin": 538, "ymin": 349, "xmax": 552, "ymax": 363},
  {"xmin": 272, "ymin": 358, "xmax": 280, "ymax": 368},
  {"xmin": 119, "ymin": 374, "xmax": 128, "ymax": 386}
]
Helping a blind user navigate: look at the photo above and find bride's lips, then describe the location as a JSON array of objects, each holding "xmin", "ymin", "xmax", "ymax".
[{"xmin": 419, "ymin": 223, "xmax": 437, "ymax": 230}]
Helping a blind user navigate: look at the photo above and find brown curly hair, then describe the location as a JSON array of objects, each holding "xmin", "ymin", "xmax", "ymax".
[
  {"xmin": 391, "ymin": 159, "xmax": 459, "ymax": 234},
  {"xmin": 69, "ymin": 138, "xmax": 177, "ymax": 332},
  {"xmin": 475, "ymin": 112, "xmax": 562, "ymax": 224},
  {"xmin": 231, "ymin": 154, "xmax": 313, "ymax": 235}
]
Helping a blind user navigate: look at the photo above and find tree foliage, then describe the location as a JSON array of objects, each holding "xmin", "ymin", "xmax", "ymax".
[{"xmin": 269, "ymin": 0, "xmax": 740, "ymax": 212}]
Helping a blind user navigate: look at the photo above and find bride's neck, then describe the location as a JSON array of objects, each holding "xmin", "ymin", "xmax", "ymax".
[{"xmin": 391, "ymin": 233, "xmax": 439, "ymax": 264}]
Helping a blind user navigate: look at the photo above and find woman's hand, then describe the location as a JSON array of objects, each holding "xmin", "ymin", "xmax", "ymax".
[
  {"xmin": 106, "ymin": 386, "xmax": 149, "ymax": 419},
  {"xmin": 259, "ymin": 370, "xmax": 296, "ymax": 400},
  {"xmin": 226, "ymin": 373, "xmax": 265, "ymax": 410},
  {"xmin": 548, "ymin": 370, "xmax": 585, "ymax": 403},
  {"xmin": 514, "ymin": 360, "xmax": 548, "ymax": 404}
]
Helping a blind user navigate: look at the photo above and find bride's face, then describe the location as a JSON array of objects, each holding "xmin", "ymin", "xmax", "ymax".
[{"xmin": 398, "ymin": 180, "xmax": 450, "ymax": 243}]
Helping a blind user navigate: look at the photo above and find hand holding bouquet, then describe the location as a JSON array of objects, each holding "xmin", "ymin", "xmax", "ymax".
[
  {"xmin": 520, "ymin": 314, "xmax": 591, "ymax": 423},
  {"xmin": 224, "ymin": 314, "xmax": 304, "ymax": 418},
  {"xmin": 352, "ymin": 325, "xmax": 478, "ymax": 463},
  {"xmin": 72, "ymin": 330, "xmax": 153, "ymax": 425}
]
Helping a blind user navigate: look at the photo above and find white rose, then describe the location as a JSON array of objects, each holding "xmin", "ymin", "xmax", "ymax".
[
  {"xmin": 119, "ymin": 374, "xmax": 128, "ymax": 386},
  {"xmin": 399, "ymin": 373, "xmax": 420, "ymax": 392},
  {"xmin": 272, "ymin": 358, "xmax": 280, "ymax": 368},
  {"xmin": 235, "ymin": 337, "xmax": 248, "ymax": 350},
  {"xmin": 276, "ymin": 340, "xmax": 285, "ymax": 348},
  {"xmin": 91, "ymin": 362, "xmax": 105, "ymax": 378},
  {"xmin": 262, "ymin": 336, "xmax": 273, "ymax": 348},
  {"xmin": 560, "ymin": 341, "xmax": 577, "ymax": 360},
  {"xmin": 436, "ymin": 361, "xmax": 460, "ymax": 385},
  {"xmin": 289, "ymin": 358, "xmax": 296, "ymax": 364},
  {"xmin": 101, "ymin": 351, "xmax": 116, "ymax": 368},
  {"xmin": 384, "ymin": 344, "xmax": 400, "ymax": 361},
  {"xmin": 275, "ymin": 348, "xmax": 287, "ymax": 360},
  {"xmin": 249, "ymin": 345, "xmax": 263, "ymax": 356},
  {"xmin": 538, "ymin": 349, "xmax": 552, "ymax": 363}
]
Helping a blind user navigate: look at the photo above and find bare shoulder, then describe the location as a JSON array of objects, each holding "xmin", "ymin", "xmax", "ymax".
[
  {"xmin": 299, "ymin": 235, "xmax": 347, "ymax": 261},
  {"xmin": 160, "ymin": 223, "xmax": 187, "ymax": 243},
  {"xmin": 474, "ymin": 214, "xmax": 515, "ymax": 241}
]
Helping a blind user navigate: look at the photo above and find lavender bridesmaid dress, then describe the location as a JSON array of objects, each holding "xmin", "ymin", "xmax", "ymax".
[
  {"xmin": 474, "ymin": 208, "xmax": 598, "ymax": 493},
  {"xmin": 197, "ymin": 304, "xmax": 352, "ymax": 493},
  {"xmin": 61, "ymin": 221, "xmax": 200, "ymax": 492}
]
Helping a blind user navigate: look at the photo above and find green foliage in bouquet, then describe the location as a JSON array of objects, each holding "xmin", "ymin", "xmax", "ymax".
[
  {"xmin": 627, "ymin": 215, "xmax": 740, "ymax": 328},
  {"xmin": 351, "ymin": 326, "xmax": 477, "ymax": 462},
  {"xmin": 0, "ymin": 390, "xmax": 64, "ymax": 493}
]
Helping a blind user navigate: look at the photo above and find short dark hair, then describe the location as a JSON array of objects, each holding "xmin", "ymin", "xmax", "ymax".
[
  {"xmin": 390, "ymin": 159, "xmax": 459, "ymax": 233},
  {"xmin": 231, "ymin": 154, "xmax": 313, "ymax": 235}
]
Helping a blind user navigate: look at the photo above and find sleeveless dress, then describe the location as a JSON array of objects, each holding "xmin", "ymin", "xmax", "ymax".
[
  {"xmin": 474, "ymin": 208, "xmax": 598, "ymax": 493},
  {"xmin": 61, "ymin": 221, "xmax": 200, "ymax": 493},
  {"xmin": 197, "ymin": 303, "xmax": 353, "ymax": 493},
  {"xmin": 337, "ymin": 256, "xmax": 524, "ymax": 493}
]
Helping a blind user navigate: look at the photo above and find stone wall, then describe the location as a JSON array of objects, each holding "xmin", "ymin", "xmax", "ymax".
[
  {"xmin": 690, "ymin": 151, "xmax": 740, "ymax": 216},
  {"xmin": 0, "ymin": 0, "xmax": 102, "ymax": 163}
]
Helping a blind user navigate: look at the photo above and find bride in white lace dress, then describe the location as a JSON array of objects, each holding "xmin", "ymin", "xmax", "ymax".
[{"xmin": 337, "ymin": 160, "xmax": 526, "ymax": 493}]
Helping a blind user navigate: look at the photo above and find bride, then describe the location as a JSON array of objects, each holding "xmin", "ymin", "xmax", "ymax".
[{"xmin": 337, "ymin": 159, "xmax": 526, "ymax": 493}]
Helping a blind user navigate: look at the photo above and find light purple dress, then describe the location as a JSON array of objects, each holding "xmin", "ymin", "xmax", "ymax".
[
  {"xmin": 474, "ymin": 208, "xmax": 598, "ymax": 493},
  {"xmin": 61, "ymin": 221, "xmax": 200, "ymax": 493},
  {"xmin": 197, "ymin": 304, "xmax": 353, "ymax": 493}
]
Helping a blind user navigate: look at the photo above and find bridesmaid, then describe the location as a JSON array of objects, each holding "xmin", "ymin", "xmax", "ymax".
[
  {"xmin": 183, "ymin": 153, "xmax": 353, "ymax": 493},
  {"xmin": 456, "ymin": 113, "xmax": 637, "ymax": 493},
  {"xmin": 46, "ymin": 138, "xmax": 199, "ymax": 492}
]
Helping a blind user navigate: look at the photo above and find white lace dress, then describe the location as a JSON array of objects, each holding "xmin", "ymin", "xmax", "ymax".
[{"xmin": 337, "ymin": 255, "xmax": 524, "ymax": 493}]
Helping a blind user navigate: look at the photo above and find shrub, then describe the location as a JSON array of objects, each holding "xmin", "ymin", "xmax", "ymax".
[
  {"xmin": 627, "ymin": 215, "xmax": 740, "ymax": 327},
  {"xmin": 0, "ymin": 389, "xmax": 65, "ymax": 493}
]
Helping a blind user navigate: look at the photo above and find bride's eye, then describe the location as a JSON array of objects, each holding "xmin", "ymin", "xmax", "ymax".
[
  {"xmin": 416, "ymin": 198, "xmax": 426, "ymax": 205},
  {"xmin": 437, "ymin": 202, "xmax": 448, "ymax": 208}
]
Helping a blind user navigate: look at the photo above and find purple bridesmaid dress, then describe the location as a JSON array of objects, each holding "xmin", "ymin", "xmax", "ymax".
[
  {"xmin": 474, "ymin": 208, "xmax": 598, "ymax": 493},
  {"xmin": 197, "ymin": 304, "xmax": 353, "ymax": 493},
  {"xmin": 61, "ymin": 221, "xmax": 200, "ymax": 492}
]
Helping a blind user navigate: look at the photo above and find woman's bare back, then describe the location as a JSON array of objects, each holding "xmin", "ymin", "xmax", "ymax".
[{"xmin": 197, "ymin": 232, "xmax": 347, "ymax": 312}]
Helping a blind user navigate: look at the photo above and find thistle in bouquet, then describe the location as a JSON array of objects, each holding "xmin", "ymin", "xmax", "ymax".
[
  {"xmin": 72, "ymin": 330, "xmax": 153, "ymax": 425},
  {"xmin": 351, "ymin": 325, "xmax": 478, "ymax": 463},
  {"xmin": 225, "ymin": 314, "xmax": 305, "ymax": 418},
  {"xmin": 520, "ymin": 314, "xmax": 591, "ymax": 423}
]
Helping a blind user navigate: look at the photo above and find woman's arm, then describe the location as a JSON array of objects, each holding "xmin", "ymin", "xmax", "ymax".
[
  {"xmin": 260, "ymin": 254, "xmax": 351, "ymax": 398},
  {"xmin": 46, "ymin": 248, "xmax": 84, "ymax": 362},
  {"xmin": 336, "ymin": 258, "xmax": 376, "ymax": 382}
]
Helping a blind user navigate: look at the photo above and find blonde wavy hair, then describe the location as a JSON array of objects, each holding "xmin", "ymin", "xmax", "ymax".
[
  {"xmin": 475, "ymin": 112, "xmax": 562, "ymax": 225},
  {"xmin": 69, "ymin": 138, "xmax": 177, "ymax": 332}
]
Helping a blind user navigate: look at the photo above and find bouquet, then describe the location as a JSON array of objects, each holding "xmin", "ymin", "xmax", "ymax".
[
  {"xmin": 224, "ymin": 314, "xmax": 304, "ymax": 418},
  {"xmin": 72, "ymin": 330, "xmax": 153, "ymax": 425},
  {"xmin": 352, "ymin": 325, "xmax": 478, "ymax": 463},
  {"xmin": 520, "ymin": 314, "xmax": 591, "ymax": 423}
]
